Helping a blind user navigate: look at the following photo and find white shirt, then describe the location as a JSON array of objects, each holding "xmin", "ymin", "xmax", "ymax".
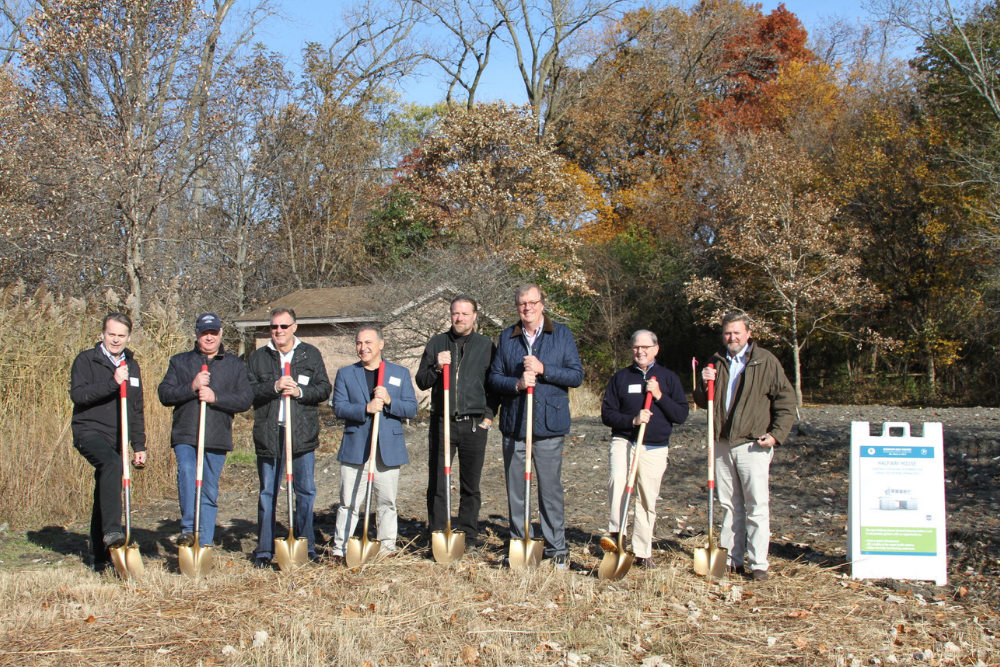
[
  {"xmin": 268, "ymin": 338, "xmax": 301, "ymax": 424},
  {"xmin": 100, "ymin": 343, "xmax": 125, "ymax": 367},
  {"xmin": 725, "ymin": 344, "xmax": 749, "ymax": 412}
]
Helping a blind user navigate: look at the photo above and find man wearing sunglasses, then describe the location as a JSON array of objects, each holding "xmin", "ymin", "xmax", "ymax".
[{"xmin": 246, "ymin": 308, "xmax": 332, "ymax": 568}]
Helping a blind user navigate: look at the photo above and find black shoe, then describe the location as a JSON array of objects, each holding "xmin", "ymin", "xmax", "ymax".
[
  {"xmin": 552, "ymin": 553, "xmax": 569, "ymax": 570},
  {"xmin": 103, "ymin": 531, "xmax": 126, "ymax": 549},
  {"xmin": 634, "ymin": 557, "xmax": 658, "ymax": 570},
  {"xmin": 254, "ymin": 557, "xmax": 271, "ymax": 569},
  {"xmin": 751, "ymin": 569, "xmax": 769, "ymax": 582},
  {"xmin": 175, "ymin": 532, "xmax": 195, "ymax": 547},
  {"xmin": 331, "ymin": 555, "xmax": 345, "ymax": 566},
  {"xmin": 309, "ymin": 553, "xmax": 322, "ymax": 564}
]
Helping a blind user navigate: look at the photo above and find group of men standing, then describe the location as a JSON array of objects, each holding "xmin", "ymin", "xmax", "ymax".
[{"xmin": 70, "ymin": 286, "xmax": 794, "ymax": 579}]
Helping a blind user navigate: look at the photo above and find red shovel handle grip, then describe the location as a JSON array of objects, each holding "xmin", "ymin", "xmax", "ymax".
[
  {"xmin": 119, "ymin": 360, "xmax": 127, "ymax": 397},
  {"xmin": 284, "ymin": 361, "xmax": 291, "ymax": 376},
  {"xmin": 202, "ymin": 364, "xmax": 209, "ymax": 372},
  {"xmin": 376, "ymin": 361, "xmax": 385, "ymax": 386},
  {"xmin": 707, "ymin": 363, "xmax": 715, "ymax": 398},
  {"xmin": 442, "ymin": 363, "xmax": 450, "ymax": 391},
  {"xmin": 643, "ymin": 393, "xmax": 653, "ymax": 410},
  {"xmin": 526, "ymin": 385, "xmax": 534, "ymax": 395}
]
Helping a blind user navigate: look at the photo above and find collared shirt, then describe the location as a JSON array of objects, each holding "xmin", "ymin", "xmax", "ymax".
[
  {"xmin": 99, "ymin": 343, "xmax": 125, "ymax": 368},
  {"xmin": 726, "ymin": 343, "xmax": 749, "ymax": 411},
  {"xmin": 635, "ymin": 360, "xmax": 656, "ymax": 380},
  {"xmin": 268, "ymin": 337, "xmax": 301, "ymax": 424},
  {"xmin": 522, "ymin": 322, "xmax": 541, "ymax": 351}
]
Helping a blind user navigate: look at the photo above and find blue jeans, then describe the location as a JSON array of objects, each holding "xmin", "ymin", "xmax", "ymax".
[
  {"xmin": 175, "ymin": 444, "xmax": 227, "ymax": 547},
  {"xmin": 255, "ymin": 448, "xmax": 316, "ymax": 559}
]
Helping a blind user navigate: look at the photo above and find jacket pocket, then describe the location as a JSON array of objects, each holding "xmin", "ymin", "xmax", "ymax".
[{"xmin": 543, "ymin": 395, "xmax": 570, "ymax": 433}]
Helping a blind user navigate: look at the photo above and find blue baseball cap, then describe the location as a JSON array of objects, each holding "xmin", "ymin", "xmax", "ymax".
[{"xmin": 196, "ymin": 313, "xmax": 222, "ymax": 333}]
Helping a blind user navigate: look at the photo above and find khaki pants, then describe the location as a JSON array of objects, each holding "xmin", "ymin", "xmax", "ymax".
[
  {"xmin": 715, "ymin": 440, "xmax": 773, "ymax": 571},
  {"xmin": 607, "ymin": 437, "xmax": 670, "ymax": 559},
  {"xmin": 333, "ymin": 460, "xmax": 400, "ymax": 556}
]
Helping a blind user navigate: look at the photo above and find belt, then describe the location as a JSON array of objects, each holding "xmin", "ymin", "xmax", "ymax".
[{"xmin": 452, "ymin": 414, "xmax": 482, "ymax": 422}]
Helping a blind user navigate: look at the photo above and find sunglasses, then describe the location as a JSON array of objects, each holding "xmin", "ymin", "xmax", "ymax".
[{"xmin": 270, "ymin": 323, "xmax": 294, "ymax": 330}]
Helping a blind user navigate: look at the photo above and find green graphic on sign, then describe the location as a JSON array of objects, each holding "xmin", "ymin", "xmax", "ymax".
[{"xmin": 861, "ymin": 527, "xmax": 937, "ymax": 555}]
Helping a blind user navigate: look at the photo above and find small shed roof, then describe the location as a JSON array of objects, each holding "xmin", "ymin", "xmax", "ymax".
[{"xmin": 233, "ymin": 287, "xmax": 380, "ymax": 328}]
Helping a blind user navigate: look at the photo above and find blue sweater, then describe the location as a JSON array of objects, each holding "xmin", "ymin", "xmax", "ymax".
[{"xmin": 601, "ymin": 363, "xmax": 689, "ymax": 446}]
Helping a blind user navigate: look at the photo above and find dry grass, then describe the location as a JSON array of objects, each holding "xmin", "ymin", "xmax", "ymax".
[
  {"xmin": 570, "ymin": 385, "xmax": 602, "ymax": 418},
  {"xmin": 1, "ymin": 544, "xmax": 997, "ymax": 667},
  {"xmin": 0, "ymin": 284, "xmax": 194, "ymax": 529}
]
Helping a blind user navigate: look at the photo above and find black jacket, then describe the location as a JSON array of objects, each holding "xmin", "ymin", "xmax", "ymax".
[
  {"xmin": 70, "ymin": 344, "xmax": 146, "ymax": 451},
  {"xmin": 415, "ymin": 330, "xmax": 500, "ymax": 420},
  {"xmin": 246, "ymin": 340, "xmax": 332, "ymax": 457},
  {"xmin": 601, "ymin": 363, "xmax": 689, "ymax": 446},
  {"xmin": 157, "ymin": 345, "xmax": 253, "ymax": 451}
]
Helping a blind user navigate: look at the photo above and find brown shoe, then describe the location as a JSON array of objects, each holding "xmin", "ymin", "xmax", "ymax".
[{"xmin": 751, "ymin": 569, "xmax": 769, "ymax": 581}]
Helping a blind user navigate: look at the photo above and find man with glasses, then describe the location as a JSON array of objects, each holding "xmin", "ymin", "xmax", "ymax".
[
  {"xmin": 489, "ymin": 284, "xmax": 583, "ymax": 569},
  {"xmin": 416, "ymin": 294, "xmax": 500, "ymax": 555},
  {"xmin": 158, "ymin": 313, "xmax": 253, "ymax": 549},
  {"xmin": 246, "ymin": 308, "xmax": 332, "ymax": 568},
  {"xmin": 600, "ymin": 330, "xmax": 688, "ymax": 569}
]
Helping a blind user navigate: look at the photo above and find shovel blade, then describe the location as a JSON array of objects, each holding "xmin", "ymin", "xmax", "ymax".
[
  {"xmin": 345, "ymin": 536, "xmax": 380, "ymax": 568},
  {"xmin": 598, "ymin": 549, "xmax": 635, "ymax": 580},
  {"xmin": 431, "ymin": 528, "xmax": 465, "ymax": 564},
  {"xmin": 110, "ymin": 544, "xmax": 144, "ymax": 579},
  {"xmin": 508, "ymin": 536, "xmax": 544, "ymax": 569},
  {"xmin": 179, "ymin": 545, "xmax": 213, "ymax": 578},
  {"xmin": 693, "ymin": 546, "xmax": 728, "ymax": 578},
  {"xmin": 274, "ymin": 536, "xmax": 310, "ymax": 572}
]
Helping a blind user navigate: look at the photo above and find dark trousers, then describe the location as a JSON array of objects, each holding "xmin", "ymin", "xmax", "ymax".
[
  {"xmin": 426, "ymin": 416, "xmax": 488, "ymax": 541},
  {"xmin": 74, "ymin": 434, "xmax": 122, "ymax": 567}
]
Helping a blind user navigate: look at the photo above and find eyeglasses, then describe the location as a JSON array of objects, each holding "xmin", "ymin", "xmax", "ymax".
[
  {"xmin": 270, "ymin": 323, "xmax": 294, "ymax": 330},
  {"xmin": 632, "ymin": 345, "xmax": 655, "ymax": 352},
  {"xmin": 517, "ymin": 300, "xmax": 541, "ymax": 310}
]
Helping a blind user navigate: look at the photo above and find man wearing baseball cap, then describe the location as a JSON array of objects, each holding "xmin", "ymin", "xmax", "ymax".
[{"xmin": 158, "ymin": 313, "xmax": 253, "ymax": 548}]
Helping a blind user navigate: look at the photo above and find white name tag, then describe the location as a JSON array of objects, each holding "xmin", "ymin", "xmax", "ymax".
[
  {"xmin": 130, "ymin": 377, "xmax": 140, "ymax": 387},
  {"xmin": 388, "ymin": 376, "xmax": 402, "ymax": 387},
  {"xmin": 297, "ymin": 375, "xmax": 310, "ymax": 385},
  {"xmin": 628, "ymin": 384, "xmax": 642, "ymax": 393}
]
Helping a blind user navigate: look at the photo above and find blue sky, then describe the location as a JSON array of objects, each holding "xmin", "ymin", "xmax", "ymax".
[{"xmin": 252, "ymin": 0, "xmax": 903, "ymax": 105}]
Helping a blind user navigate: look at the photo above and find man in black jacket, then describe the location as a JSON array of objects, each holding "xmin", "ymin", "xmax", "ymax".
[
  {"xmin": 600, "ymin": 330, "xmax": 688, "ymax": 569},
  {"xmin": 70, "ymin": 312, "xmax": 147, "ymax": 572},
  {"xmin": 246, "ymin": 307, "xmax": 332, "ymax": 567},
  {"xmin": 158, "ymin": 313, "xmax": 253, "ymax": 548},
  {"xmin": 415, "ymin": 295, "xmax": 499, "ymax": 551}
]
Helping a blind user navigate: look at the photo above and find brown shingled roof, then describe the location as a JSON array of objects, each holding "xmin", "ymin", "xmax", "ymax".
[{"xmin": 235, "ymin": 287, "xmax": 379, "ymax": 325}]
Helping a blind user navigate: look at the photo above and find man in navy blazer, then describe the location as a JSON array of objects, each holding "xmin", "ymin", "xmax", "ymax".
[{"xmin": 330, "ymin": 325, "xmax": 417, "ymax": 561}]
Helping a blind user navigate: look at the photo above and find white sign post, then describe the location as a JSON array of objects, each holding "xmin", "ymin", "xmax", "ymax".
[{"xmin": 848, "ymin": 421, "xmax": 947, "ymax": 586}]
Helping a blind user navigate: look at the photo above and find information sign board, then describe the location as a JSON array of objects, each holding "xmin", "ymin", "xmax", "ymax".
[{"xmin": 848, "ymin": 421, "xmax": 947, "ymax": 585}]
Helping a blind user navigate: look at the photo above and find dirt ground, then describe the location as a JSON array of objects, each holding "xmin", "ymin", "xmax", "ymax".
[{"xmin": 9, "ymin": 404, "xmax": 999, "ymax": 606}]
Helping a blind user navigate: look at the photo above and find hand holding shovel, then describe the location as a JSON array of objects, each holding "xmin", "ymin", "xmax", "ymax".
[
  {"xmin": 110, "ymin": 360, "xmax": 144, "ymax": 578},
  {"xmin": 347, "ymin": 361, "xmax": 385, "ymax": 567},
  {"xmin": 179, "ymin": 364, "xmax": 214, "ymax": 578},
  {"xmin": 275, "ymin": 361, "xmax": 309, "ymax": 571},
  {"xmin": 693, "ymin": 363, "xmax": 728, "ymax": 578},
  {"xmin": 432, "ymin": 363, "xmax": 465, "ymax": 563},
  {"xmin": 598, "ymin": 392, "xmax": 653, "ymax": 580}
]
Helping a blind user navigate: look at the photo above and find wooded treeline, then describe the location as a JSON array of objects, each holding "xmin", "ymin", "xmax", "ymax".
[{"xmin": 2, "ymin": 0, "xmax": 1000, "ymax": 405}]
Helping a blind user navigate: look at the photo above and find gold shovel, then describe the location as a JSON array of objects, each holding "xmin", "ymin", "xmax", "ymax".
[
  {"xmin": 275, "ymin": 361, "xmax": 309, "ymax": 571},
  {"xmin": 347, "ymin": 362, "xmax": 385, "ymax": 568},
  {"xmin": 509, "ymin": 385, "xmax": 544, "ymax": 569},
  {"xmin": 432, "ymin": 363, "xmax": 465, "ymax": 563},
  {"xmin": 110, "ymin": 362, "xmax": 144, "ymax": 578},
  {"xmin": 694, "ymin": 364, "xmax": 728, "ymax": 578},
  {"xmin": 598, "ymin": 393, "xmax": 653, "ymax": 580},
  {"xmin": 180, "ymin": 365, "xmax": 214, "ymax": 578}
]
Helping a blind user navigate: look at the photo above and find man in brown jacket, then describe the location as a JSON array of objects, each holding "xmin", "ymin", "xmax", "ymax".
[{"xmin": 694, "ymin": 313, "xmax": 795, "ymax": 581}]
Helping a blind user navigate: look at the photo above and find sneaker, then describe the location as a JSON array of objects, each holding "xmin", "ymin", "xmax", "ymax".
[
  {"xmin": 600, "ymin": 533, "xmax": 620, "ymax": 552},
  {"xmin": 103, "ymin": 531, "xmax": 126, "ymax": 549},
  {"xmin": 751, "ymin": 569, "xmax": 769, "ymax": 582},
  {"xmin": 175, "ymin": 532, "xmax": 195, "ymax": 547},
  {"xmin": 553, "ymin": 554, "xmax": 569, "ymax": 570},
  {"xmin": 634, "ymin": 557, "xmax": 658, "ymax": 570},
  {"xmin": 254, "ymin": 557, "xmax": 271, "ymax": 569}
]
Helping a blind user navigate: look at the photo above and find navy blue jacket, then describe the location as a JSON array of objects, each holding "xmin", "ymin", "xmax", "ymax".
[
  {"xmin": 601, "ymin": 363, "xmax": 689, "ymax": 446},
  {"xmin": 488, "ymin": 315, "xmax": 584, "ymax": 439},
  {"xmin": 332, "ymin": 360, "xmax": 417, "ymax": 467}
]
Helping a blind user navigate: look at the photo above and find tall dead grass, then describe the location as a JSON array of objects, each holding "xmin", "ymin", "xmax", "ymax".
[{"xmin": 0, "ymin": 283, "xmax": 190, "ymax": 529}]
